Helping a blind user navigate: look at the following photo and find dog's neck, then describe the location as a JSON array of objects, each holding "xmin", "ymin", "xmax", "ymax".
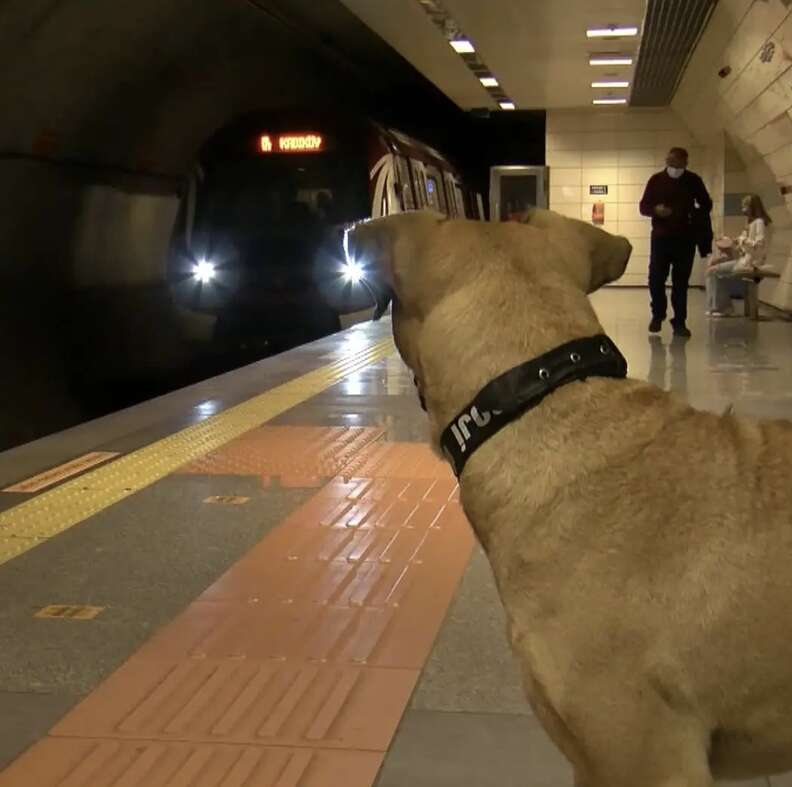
[
  {"xmin": 437, "ymin": 333, "xmax": 627, "ymax": 477},
  {"xmin": 419, "ymin": 286, "xmax": 605, "ymax": 435}
]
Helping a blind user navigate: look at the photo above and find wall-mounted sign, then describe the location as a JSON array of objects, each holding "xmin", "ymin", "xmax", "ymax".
[
  {"xmin": 590, "ymin": 185, "xmax": 608, "ymax": 195},
  {"xmin": 592, "ymin": 202, "xmax": 605, "ymax": 225},
  {"xmin": 259, "ymin": 133, "xmax": 324, "ymax": 154}
]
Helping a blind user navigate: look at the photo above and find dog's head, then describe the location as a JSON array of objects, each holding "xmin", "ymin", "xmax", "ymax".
[
  {"xmin": 347, "ymin": 207, "xmax": 631, "ymax": 319},
  {"xmin": 518, "ymin": 206, "xmax": 632, "ymax": 293},
  {"xmin": 346, "ymin": 208, "xmax": 631, "ymax": 421}
]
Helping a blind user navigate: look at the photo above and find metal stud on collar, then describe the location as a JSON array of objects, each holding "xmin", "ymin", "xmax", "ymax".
[
  {"xmin": 599, "ymin": 342, "xmax": 610, "ymax": 354},
  {"xmin": 539, "ymin": 368, "xmax": 550, "ymax": 381},
  {"xmin": 570, "ymin": 352, "xmax": 581, "ymax": 363}
]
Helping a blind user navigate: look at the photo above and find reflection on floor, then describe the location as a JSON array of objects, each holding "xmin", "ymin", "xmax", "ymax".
[{"xmin": 592, "ymin": 288, "xmax": 792, "ymax": 422}]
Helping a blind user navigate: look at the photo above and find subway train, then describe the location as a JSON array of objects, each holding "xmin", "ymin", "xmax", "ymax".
[{"xmin": 167, "ymin": 110, "xmax": 484, "ymax": 349}]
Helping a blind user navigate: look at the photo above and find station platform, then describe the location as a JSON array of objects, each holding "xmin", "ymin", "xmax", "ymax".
[{"xmin": 1, "ymin": 289, "xmax": 791, "ymax": 787}]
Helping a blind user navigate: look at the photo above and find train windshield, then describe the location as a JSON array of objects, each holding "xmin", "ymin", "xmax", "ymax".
[{"xmin": 197, "ymin": 156, "xmax": 348, "ymax": 241}]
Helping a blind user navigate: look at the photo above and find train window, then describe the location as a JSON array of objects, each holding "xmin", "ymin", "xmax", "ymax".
[
  {"xmin": 425, "ymin": 167, "xmax": 448, "ymax": 214},
  {"xmin": 191, "ymin": 155, "xmax": 370, "ymax": 287},
  {"xmin": 203, "ymin": 178, "xmax": 330, "ymax": 235},
  {"xmin": 426, "ymin": 176, "xmax": 439, "ymax": 211}
]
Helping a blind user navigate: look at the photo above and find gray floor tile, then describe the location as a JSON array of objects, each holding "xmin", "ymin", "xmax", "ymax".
[
  {"xmin": 375, "ymin": 709, "xmax": 573, "ymax": 787},
  {"xmin": 0, "ymin": 475, "xmax": 313, "ymax": 694},
  {"xmin": 592, "ymin": 289, "xmax": 792, "ymax": 422},
  {"xmin": 410, "ymin": 546, "xmax": 531, "ymax": 716},
  {"xmin": 0, "ymin": 691, "xmax": 79, "ymax": 770}
]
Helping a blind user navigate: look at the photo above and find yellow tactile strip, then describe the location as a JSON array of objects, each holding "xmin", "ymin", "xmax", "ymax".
[
  {"xmin": 178, "ymin": 425, "xmax": 386, "ymax": 488},
  {"xmin": 0, "ymin": 445, "xmax": 473, "ymax": 787},
  {"xmin": 0, "ymin": 537, "xmax": 43, "ymax": 565},
  {"xmin": 0, "ymin": 339, "xmax": 394, "ymax": 566}
]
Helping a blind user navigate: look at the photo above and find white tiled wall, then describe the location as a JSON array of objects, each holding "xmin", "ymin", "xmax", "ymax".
[
  {"xmin": 546, "ymin": 109, "xmax": 724, "ymax": 287},
  {"xmin": 672, "ymin": 0, "xmax": 792, "ymax": 311}
]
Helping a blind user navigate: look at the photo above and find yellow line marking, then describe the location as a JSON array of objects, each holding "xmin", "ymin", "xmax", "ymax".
[
  {"xmin": 35, "ymin": 604, "xmax": 105, "ymax": 620},
  {"xmin": 203, "ymin": 496, "xmax": 250, "ymax": 505},
  {"xmin": 0, "ymin": 338, "xmax": 395, "ymax": 565},
  {"xmin": 3, "ymin": 451, "xmax": 120, "ymax": 493}
]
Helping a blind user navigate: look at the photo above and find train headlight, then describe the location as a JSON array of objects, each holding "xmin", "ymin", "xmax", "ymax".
[
  {"xmin": 342, "ymin": 260, "xmax": 364, "ymax": 284},
  {"xmin": 192, "ymin": 259, "xmax": 216, "ymax": 284},
  {"xmin": 341, "ymin": 225, "xmax": 365, "ymax": 284}
]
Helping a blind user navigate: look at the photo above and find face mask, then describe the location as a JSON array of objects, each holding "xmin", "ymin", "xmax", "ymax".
[{"xmin": 666, "ymin": 166, "xmax": 685, "ymax": 179}]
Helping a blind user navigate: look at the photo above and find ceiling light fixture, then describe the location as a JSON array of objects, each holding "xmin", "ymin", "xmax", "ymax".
[
  {"xmin": 450, "ymin": 39, "xmax": 475, "ymax": 53},
  {"xmin": 589, "ymin": 56, "xmax": 633, "ymax": 66},
  {"xmin": 499, "ymin": 101, "xmax": 516, "ymax": 110},
  {"xmin": 480, "ymin": 76, "xmax": 499, "ymax": 87},
  {"xmin": 587, "ymin": 26, "xmax": 639, "ymax": 38},
  {"xmin": 593, "ymin": 98, "xmax": 627, "ymax": 105},
  {"xmin": 592, "ymin": 80, "xmax": 630, "ymax": 88}
]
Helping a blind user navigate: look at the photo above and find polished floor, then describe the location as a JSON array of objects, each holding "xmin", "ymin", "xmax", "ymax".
[{"xmin": 0, "ymin": 288, "xmax": 790, "ymax": 786}]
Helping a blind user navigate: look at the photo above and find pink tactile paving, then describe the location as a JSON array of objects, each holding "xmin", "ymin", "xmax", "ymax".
[
  {"xmin": 0, "ymin": 443, "xmax": 475, "ymax": 787},
  {"xmin": 176, "ymin": 426, "xmax": 386, "ymax": 487},
  {"xmin": 50, "ymin": 659, "xmax": 418, "ymax": 751},
  {"xmin": 0, "ymin": 738, "xmax": 383, "ymax": 787}
]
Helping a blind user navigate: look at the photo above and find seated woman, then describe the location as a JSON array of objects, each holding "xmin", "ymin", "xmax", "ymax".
[{"xmin": 705, "ymin": 194, "xmax": 772, "ymax": 317}]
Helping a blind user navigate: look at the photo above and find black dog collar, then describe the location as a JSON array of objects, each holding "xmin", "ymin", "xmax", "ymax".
[{"xmin": 439, "ymin": 334, "xmax": 627, "ymax": 477}]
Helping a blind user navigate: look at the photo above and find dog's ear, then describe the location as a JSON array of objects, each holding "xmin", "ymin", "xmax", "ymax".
[
  {"xmin": 519, "ymin": 208, "xmax": 631, "ymax": 292},
  {"xmin": 347, "ymin": 211, "xmax": 449, "ymax": 318},
  {"xmin": 584, "ymin": 227, "xmax": 632, "ymax": 292},
  {"xmin": 347, "ymin": 211, "xmax": 444, "ymax": 283}
]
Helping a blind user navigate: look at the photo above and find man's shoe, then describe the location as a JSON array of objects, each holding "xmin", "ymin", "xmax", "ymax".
[
  {"xmin": 672, "ymin": 321, "xmax": 691, "ymax": 338},
  {"xmin": 648, "ymin": 317, "xmax": 662, "ymax": 333}
]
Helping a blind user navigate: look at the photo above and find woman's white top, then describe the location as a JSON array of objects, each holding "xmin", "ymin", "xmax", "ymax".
[{"xmin": 736, "ymin": 218, "xmax": 770, "ymax": 271}]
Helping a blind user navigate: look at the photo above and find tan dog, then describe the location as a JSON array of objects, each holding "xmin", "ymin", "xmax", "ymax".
[{"xmin": 348, "ymin": 209, "xmax": 792, "ymax": 787}]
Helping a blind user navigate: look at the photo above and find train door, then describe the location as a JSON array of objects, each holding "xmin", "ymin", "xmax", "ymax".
[
  {"xmin": 370, "ymin": 152, "xmax": 402, "ymax": 218},
  {"xmin": 395, "ymin": 155, "xmax": 416, "ymax": 211},
  {"xmin": 453, "ymin": 183, "xmax": 466, "ymax": 217},
  {"xmin": 410, "ymin": 159, "xmax": 429, "ymax": 209},
  {"xmin": 444, "ymin": 172, "xmax": 466, "ymax": 218},
  {"xmin": 442, "ymin": 171, "xmax": 456, "ymax": 216}
]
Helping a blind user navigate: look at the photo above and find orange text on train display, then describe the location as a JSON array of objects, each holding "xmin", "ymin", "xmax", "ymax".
[{"xmin": 259, "ymin": 133, "xmax": 324, "ymax": 154}]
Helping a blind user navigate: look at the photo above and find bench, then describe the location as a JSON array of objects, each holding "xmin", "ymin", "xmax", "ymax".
[{"xmin": 739, "ymin": 270, "xmax": 780, "ymax": 320}]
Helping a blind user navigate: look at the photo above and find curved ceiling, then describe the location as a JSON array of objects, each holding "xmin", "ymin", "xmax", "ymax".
[
  {"xmin": 0, "ymin": 0, "xmax": 465, "ymax": 178},
  {"xmin": 339, "ymin": 0, "xmax": 647, "ymax": 109}
]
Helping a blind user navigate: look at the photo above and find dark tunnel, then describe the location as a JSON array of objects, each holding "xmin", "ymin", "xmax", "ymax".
[{"xmin": 0, "ymin": 0, "xmax": 544, "ymax": 452}]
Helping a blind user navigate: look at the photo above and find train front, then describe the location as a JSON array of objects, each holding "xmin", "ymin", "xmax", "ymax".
[{"xmin": 167, "ymin": 116, "xmax": 377, "ymax": 351}]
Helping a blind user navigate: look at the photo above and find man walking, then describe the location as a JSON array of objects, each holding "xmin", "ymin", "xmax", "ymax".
[{"xmin": 639, "ymin": 147, "xmax": 712, "ymax": 338}]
